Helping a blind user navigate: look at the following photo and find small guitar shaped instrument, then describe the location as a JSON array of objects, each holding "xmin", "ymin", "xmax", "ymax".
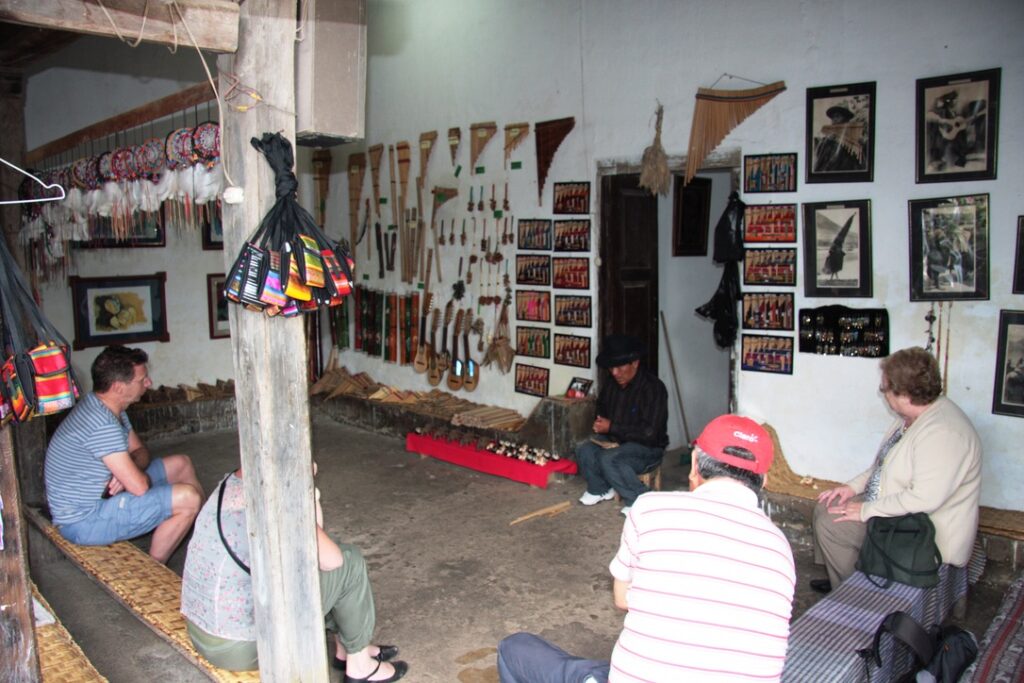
[
  {"xmin": 438, "ymin": 300, "xmax": 453, "ymax": 372},
  {"xmin": 447, "ymin": 309, "xmax": 465, "ymax": 391},
  {"xmin": 412, "ymin": 293, "xmax": 433, "ymax": 373},
  {"xmin": 427, "ymin": 307, "xmax": 442, "ymax": 387},
  {"xmin": 463, "ymin": 308, "xmax": 479, "ymax": 392}
]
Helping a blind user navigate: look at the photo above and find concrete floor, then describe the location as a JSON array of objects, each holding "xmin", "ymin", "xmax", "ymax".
[{"xmin": 29, "ymin": 417, "xmax": 1006, "ymax": 682}]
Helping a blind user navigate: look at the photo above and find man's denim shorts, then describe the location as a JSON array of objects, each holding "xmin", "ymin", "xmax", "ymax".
[{"xmin": 59, "ymin": 459, "xmax": 173, "ymax": 546}]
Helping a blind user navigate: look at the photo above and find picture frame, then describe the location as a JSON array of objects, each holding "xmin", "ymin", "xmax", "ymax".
[
  {"xmin": 916, "ymin": 68, "xmax": 1000, "ymax": 183},
  {"xmin": 69, "ymin": 272, "xmax": 169, "ymax": 350},
  {"xmin": 516, "ymin": 325, "xmax": 550, "ymax": 359},
  {"xmin": 805, "ymin": 81, "xmax": 876, "ymax": 184},
  {"xmin": 553, "ymin": 219, "xmax": 591, "ymax": 252},
  {"xmin": 1013, "ymin": 217, "xmax": 1024, "ymax": 295},
  {"xmin": 515, "ymin": 254, "xmax": 551, "ymax": 286},
  {"xmin": 743, "ymin": 248, "xmax": 797, "ymax": 287},
  {"xmin": 552, "ymin": 257, "xmax": 589, "ymax": 289},
  {"xmin": 517, "ymin": 219, "xmax": 552, "ymax": 251},
  {"xmin": 742, "ymin": 292, "xmax": 795, "ymax": 331},
  {"xmin": 515, "ymin": 290, "xmax": 552, "ymax": 322},
  {"xmin": 565, "ymin": 376, "xmax": 593, "ymax": 399},
  {"xmin": 554, "ymin": 333, "xmax": 591, "ymax": 368},
  {"xmin": 554, "ymin": 294, "xmax": 592, "ymax": 328},
  {"xmin": 672, "ymin": 175, "xmax": 712, "ymax": 256},
  {"xmin": 743, "ymin": 153, "xmax": 797, "ymax": 193},
  {"xmin": 553, "ymin": 181, "xmax": 590, "ymax": 214},
  {"xmin": 75, "ymin": 211, "xmax": 165, "ymax": 249},
  {"xmin": 741, "ymin": 334, "xmax": 794, "ymax": 375},
  {"xmin": 207, "ymin": 273, "xmax": 230, "ymax": 339},
  {"xmin": 201, "ymin": 202, "xmax": 224, "ymax": 250},
  {"xmin": 514, "ymin": 363, "xmax": 550, "ymax": 398},
  {"xmin": 908, "ymin": 193, "xmax": 989, "ymax": 301},
  {"xmin": 744, "ymin": 204, "xmax": 797, "ymax": 243},
  {"xmin": 993, "ymin": 310, "xmax": 1024, "ymax": 417},
  {"xmin": 802, "ymin": 200, "xmax": 873, "ymax": 298}
]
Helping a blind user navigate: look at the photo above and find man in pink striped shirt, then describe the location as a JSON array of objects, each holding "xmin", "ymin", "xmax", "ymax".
[{"xmin": 497, "ymin": 415, "xmax": 796, "ymax": 683}]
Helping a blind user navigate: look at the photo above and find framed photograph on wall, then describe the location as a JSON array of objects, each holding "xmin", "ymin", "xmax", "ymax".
[
  {"xmin": 744, "ymin": 204, "xmax": 797, "ymax": 243},
  {"xmin": 201, "ymin": 202, "xmax": 224, "ymax": 250},
  {"xmin": 743, "ymin": 248, "xmax": 797, "ymax": 287},
  {"xmin": 993, "ymin": 310, "xmax": 1024, "ymax": 417},
  {"xmin": 516, "ymin": 326, "xmax": 550, "ymax": 359},
  {"xmin": 554, "ymin": 294, "xmax": 592, "ymax": 328},
  {"xmin": 514, "ymin": 363, "xmax": 550, "ymax": 398},
  {"xmin": 207, "ymin": 273, "xmax": 230, "ymax": 339},
  {"xmin": 802, "ymin": 200, "xmax": 872, "ymax": 298},
  {"xmin": 515, "ymin": 290, "xmax": 552, "ymax": 322},
  {"xmin": 69, "ymin": 272, "xmax": 169, "ymax": 350},
  {"xmin": 515, "ymin": 254, "xmax": 551, "ymax": 286},
  {"xmin": 742, "ymin": 293, "xmax": 795, "ymax": 331},
  {"xmin": 743, "ymin": 153, "xmax": 797, "ymax": 193},
  {"xmin": 909, "ymin": 193, "xmax": 989, "ymax": 301},
  {"xmin": 553, "ymin": 182, "xmax": 590, "ymax": 214},
  {"xmin": 517, "ymin": 219, "xmax": 552, "ymax": 251},
  {"xmin": 554, "ymin": 333, "xmax": 591, "ymax": 368},
  {"xmin": 553, "ymin": 219, "xmax": 591, "ymax": 252},
  {"xmin": 741, "ymin": 334, "xmax": 793, "ymax": 375},
  {"xmin": 805, "ymin": 81, "xmax": 876, "ymax": 183},
  {"xmin": 916, "ymin": 68, "xmax": 1000, "ymax": 183},
  {"xmin": 1013, "ymin": 217, "xmax": 1024, "ymax": 295},
  {"xmin": 672, "ymin": 175, "xmax": 712, "ymax": 256},
  {"xmin": 552, "ymin": 257, "xmax": 589, "ymax": 289}
]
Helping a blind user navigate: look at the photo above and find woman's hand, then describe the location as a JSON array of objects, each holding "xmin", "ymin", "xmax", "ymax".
[
  {"xmin": 828, "ymin": 499, "xmax": 863, "ymax": 523},
  {"xmin": 817, "ymin": 484, "xmax": 855, "ymax": 507}
]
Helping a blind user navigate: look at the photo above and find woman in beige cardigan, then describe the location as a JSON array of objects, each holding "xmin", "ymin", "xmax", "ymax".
[{"xmin": 809, "ymin": 347, "xmax": 982, "ymax": 593}]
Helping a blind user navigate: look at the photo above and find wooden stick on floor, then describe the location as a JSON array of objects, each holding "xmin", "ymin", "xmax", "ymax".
[{"xmin": 509, "ymin": 501, "xmax": 571, "ymax": 526}]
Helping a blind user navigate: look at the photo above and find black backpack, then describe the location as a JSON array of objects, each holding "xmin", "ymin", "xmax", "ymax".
[{"xmin": 858, "ymin": 610, "xmax": 978, "ymax": 682}]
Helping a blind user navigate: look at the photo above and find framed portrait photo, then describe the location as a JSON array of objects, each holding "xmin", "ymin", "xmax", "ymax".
[
  {"xmin": 565, "ymin": 376, "xmax": 593, "ymax": 399},
  {"xmin": 207, "ymin": 273, "xmax": 230, "ymax": 339},
  {"xmin": 802, "ymin": 200, "xmax": 872, "ymax": 298},
  {"xmin": 743, "ymin": 248, "xmax": 797, "ymax": 287},
  {"xmin": 743, "ymin": 153, "xmax": 797, "ymax": 193},
  {"xmin": 1013, "ymin": 217, "xmax": 1024, "ymax": 295},
  {"xmin": 908, "ymin": 193, "xmax": 989, "ymax": 301},
  {"xmin": 672, "ymin": 175, "xmax": 712, "ymax": 256},
  {"xmin": 741, "ymin": 334, "xmax": 793, "ymax": 375},
  {"xmin": 514, "ymin": 363, "xmax": 550, "ymax": 398},
  {"xmin": 742, "ymin": 292, "xmax": 795, "ymax": 331},
  {"xmin": 517, "ymin": 219, "xmax": 552, "ymax": 251},
  {"xmin": 744, "ymin": 204, "xmax": 797, "ymax": 243},
  {"xmin": 916, "ymin": 68, "xmax": 1000, "ymax": 183},
  {"xmin": 805, "ymin": 81, "xmax": 876, "ymax": 183},
  {"xmin": 553, "ymin": 181, "xmax": 590, "ymax": 214},
  {"xmin": 993, "ymin": 310, "xmax": 1024, "ymax": 418},
  {"xmin": 69, "ymin": 272, "xmax": 169, "ymax": 350}
]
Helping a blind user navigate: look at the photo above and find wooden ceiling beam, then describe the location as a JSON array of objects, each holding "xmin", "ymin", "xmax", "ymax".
[{"xmin": 0, "ymin": 0, "xmax": 239, "ymax": 53}]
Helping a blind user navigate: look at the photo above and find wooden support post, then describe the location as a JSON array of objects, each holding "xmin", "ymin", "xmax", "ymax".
[{"xmin": 217, "ymin": 2, "xmax": 328, "ymax": 680}]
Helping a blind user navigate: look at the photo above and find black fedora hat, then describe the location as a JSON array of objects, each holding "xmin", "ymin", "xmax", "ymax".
[
  {"xmin": 596, "ymin": 334, "xmax": 644, "ymax": 368},
  {"xmin": 825, "ymin": 105, "xmax": 855, "ymax": 123}
]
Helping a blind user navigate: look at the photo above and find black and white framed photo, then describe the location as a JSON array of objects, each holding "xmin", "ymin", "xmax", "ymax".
[
  {"xmin": 993, "ymin": 310, "xmax": 1024, "ymax": 418},
  {"xmin": 741, "ymin": 334, "xmax": 793, "ymax": 375},
  {"xmin": 742, "ymin": 293, "xmax": 795, "ymax": 331},
  {"xmin": 743, "ymin": 153, "xmax": 797, "ymax": 193},
  {"xmin": 916, "ymin": 68, "xmax": 1000, "ymax": 183},
  {"xmin": 805, "ymin": 81, "xmax": 876, "ymax": 183},
  {"xmin": 743, "ymin": 248, "xmax": 797, "ymax": 287},
  {"xmin": 802, "ymin": 200, "xmax": 872, "ymax": 298},
  {"xmin": 207, "ymin": 273, "xmax": 230, "ymax": 339},
  {"xmin": 909, "ymin": 193, "xmax": 989, "ymax": 301},
  {"xmin": 517, "ymin": 219, "xmax": 552, "ymax": 251},
  {"xmin": 1013, "ymin": 217, "xmax": 1024, "ymax": 295}
]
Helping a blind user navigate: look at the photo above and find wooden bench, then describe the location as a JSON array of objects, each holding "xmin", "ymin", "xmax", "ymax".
[
  {"xmin": 32, "ymin": 584, "xmax": 108, "ymax": 682},
  {"xmin": 964, "ymin": 570, "xmax": 1024, "ymax": 681},
  {"xmin": 25, "ymin": 507, "xmax": 259, "ymax": 683}
]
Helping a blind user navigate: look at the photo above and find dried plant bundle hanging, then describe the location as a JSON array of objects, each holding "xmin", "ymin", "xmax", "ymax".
[{"xmin": 639, "ymin": 102, "xmax": 670, "ymax": 196}]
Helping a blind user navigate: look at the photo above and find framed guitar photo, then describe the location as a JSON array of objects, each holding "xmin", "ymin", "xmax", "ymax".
[{"xmin": 916, "ymin": 68, "xmax": 1000, "ymax": 183}]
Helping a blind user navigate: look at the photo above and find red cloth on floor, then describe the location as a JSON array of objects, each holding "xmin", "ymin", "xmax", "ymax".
[{"xmin": 405, "ymin": 433, "xmax": 577, "ymax": 488}]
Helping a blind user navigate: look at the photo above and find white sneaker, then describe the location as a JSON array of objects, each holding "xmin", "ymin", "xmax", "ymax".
[
  {"xmin": 621, "ymin": 506, "xmax": 631, "ymax": 517},
  {"xmin": 579, "ymin": 489, "xmax": 616, "ymax": 505}
]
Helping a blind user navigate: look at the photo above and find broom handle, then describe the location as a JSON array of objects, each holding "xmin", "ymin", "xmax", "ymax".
[{"xmin": 659, "ymin": 310, "xmax": 692, "ymax": 444}]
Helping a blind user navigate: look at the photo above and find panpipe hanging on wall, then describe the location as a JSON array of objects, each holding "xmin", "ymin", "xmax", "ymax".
[
  {"xmin": 534, "ymin": 117, "xmax": 575, "ymax": 206},
  {"xmin": 347, "ymin": 152, "xmax": 366, "ymax": 250},
  {"xmin": 368, "ymin": 144, "xmax": 384, "ymax": 219},
  {"xmin": 469, "ymin": 121, "xmax": 498, "ymax": 173},
  {"xmin": 504, "ymin": 122, "xmax": 530, "ymax": 168},
  {"xmin": 448, "ymin": 127, "xmax": 461, "ymax": 166},
  {"xmin": 683, "ymin": 81, "xmax": 786, "ymax": 185},
  {"xmin": 419, "ymin": 130, "xmax": 437, "ymax": 178}
]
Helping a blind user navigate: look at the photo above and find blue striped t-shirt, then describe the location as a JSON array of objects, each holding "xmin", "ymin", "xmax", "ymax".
[{"xmin": 44, "ymin": 392, "xmax": 133, "ymax": 525}]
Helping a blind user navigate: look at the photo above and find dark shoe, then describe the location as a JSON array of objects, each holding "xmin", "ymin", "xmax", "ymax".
[
  {"xmin": 344, "ymin": 659, "xmax": 408, "ymax": 683},
  {"xmin": 332, "ymin": 645, "xmax": 400, "ymax": 671},
  {"xmin": 810, "ymin": 578, "xmax": 832, "ymax": 594}
]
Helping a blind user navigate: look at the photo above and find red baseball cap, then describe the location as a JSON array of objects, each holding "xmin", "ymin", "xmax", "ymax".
[{"xmin": 694, "ymin": 415, "xmax": 773, "ymax": 474}]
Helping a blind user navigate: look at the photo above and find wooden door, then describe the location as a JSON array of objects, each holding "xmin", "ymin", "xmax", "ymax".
[{"xmin": 599, "ymin": 173, "xmax": 659, "ymax": 373}]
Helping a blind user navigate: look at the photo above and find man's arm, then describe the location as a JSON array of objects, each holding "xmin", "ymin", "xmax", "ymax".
[
  {"xmin": 101, "ymin": 451, "xmax": 151, "ymax": 496},
  {"xmin": 612, "ymin": 578, "xmax": 630, "ymax": 610},
  {"xmin": 608, "ymin": 379, "xmax": 668, "ymax": 446},
  {"xmin": 126, "ymin": 430, "xmax": 151, "ymax": 470}
]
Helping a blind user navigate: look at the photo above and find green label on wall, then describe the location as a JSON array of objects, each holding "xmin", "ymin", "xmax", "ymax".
[
  {"xmin": 475, "ymin": 166, "xmax": 485, "ymax": 174},
  {"xmin": 455, "ymin": 165, "xmax": 462, "ymax": 177},
  {"xmin": 363, "ymin": 273, "xmax": 370, "ymax": 280},
  {"xmin": 493, "ymin": 210, "xmax": 504, "ymax": 218},
  {"xmin": 379, "ymin": 197, "xmax": 388, "ymax": 205},
  {"xmin": 511, "ymin": 161, "xmax": 522, "ymax": 170}
]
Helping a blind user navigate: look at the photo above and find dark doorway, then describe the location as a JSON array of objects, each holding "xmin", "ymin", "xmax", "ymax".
[{"xmin": 599, "ymin": 173, "xmax": 659, "ymax": 373}]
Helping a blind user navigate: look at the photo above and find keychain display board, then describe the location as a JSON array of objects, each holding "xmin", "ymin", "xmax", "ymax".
[{"xmin": 798, "ymin": 304, "xmax": 889, "ymax": 357}]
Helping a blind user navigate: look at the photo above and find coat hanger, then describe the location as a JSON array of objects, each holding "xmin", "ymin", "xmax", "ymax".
[{"xmin": 0, "ymin": 156, "xmax": 66, "ymax": 205}]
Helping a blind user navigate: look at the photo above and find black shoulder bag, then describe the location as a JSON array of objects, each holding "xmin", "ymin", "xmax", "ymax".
[
  {"xmin": 217, "ymin": 477, "xmax": 251, "ymax": 575},
  {"xmin": 857, "ymin": 512, "xmax": 942, "ymax": 588},
  {"xmin": 858, "ymin": 610, "xmax": 977, "ymax": 683}
]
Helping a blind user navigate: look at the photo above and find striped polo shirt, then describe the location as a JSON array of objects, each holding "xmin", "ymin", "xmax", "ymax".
[
  {"xmin": 44, "ymin": 392, "xmax": 133, "ymax": 525},
  {"xmin": 608, "ymin": 481, "xmax": 796, "ymax": 682}
]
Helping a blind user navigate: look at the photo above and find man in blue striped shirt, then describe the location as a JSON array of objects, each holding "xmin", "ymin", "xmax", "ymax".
[{"xmin": 44, "ymin": 346, "xmax": 203, "ymax": 564}]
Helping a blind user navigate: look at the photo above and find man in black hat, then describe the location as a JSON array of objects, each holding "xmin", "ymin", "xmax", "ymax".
[
  {"xmin": 576, "ymin": 334, "xmax": 668, "ymax": 513},
  {"xmin": 812, "ymin": 104, "xmax": 865, "ymax": 173}
]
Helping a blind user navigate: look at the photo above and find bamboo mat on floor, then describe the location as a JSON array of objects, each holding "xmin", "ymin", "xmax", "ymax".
[
  {"xmin": 27, "ymin": 507, "xmax": 260, "ymax": 683},
  {"xmin": 761, "ymin": 424, "xmax": 1024, "ymax": 540},
  {"xmin": 33, "ymin": 585, "xmax": 108, "ymax": 683}
]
